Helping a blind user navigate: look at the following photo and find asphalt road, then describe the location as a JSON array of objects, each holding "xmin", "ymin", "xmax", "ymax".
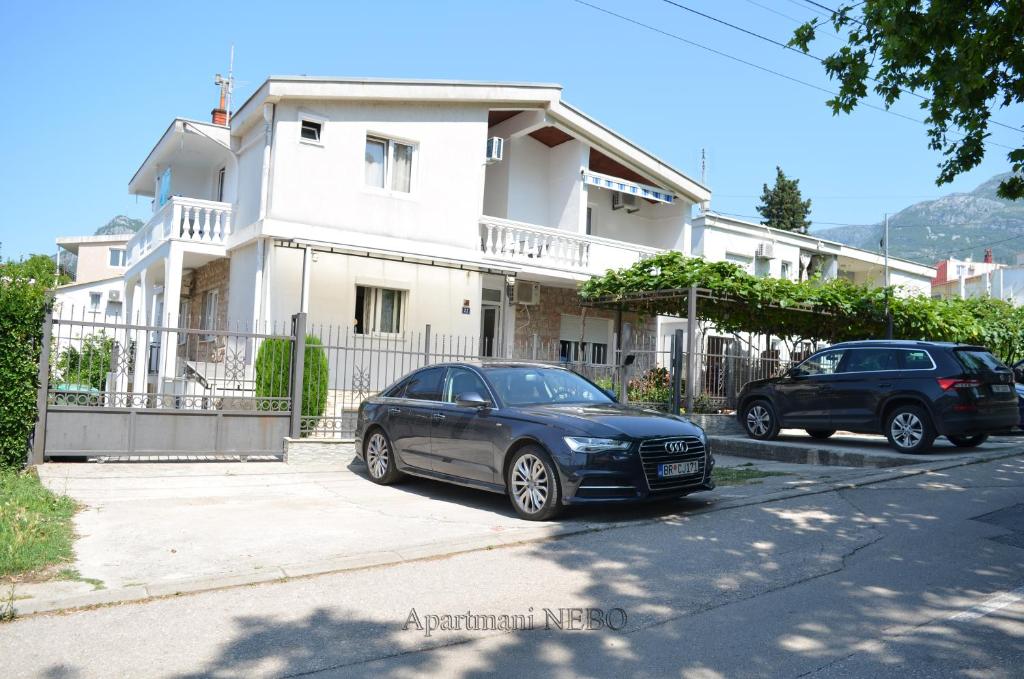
[{"xmin": 3, "ymin": 456, "xmax": 1023, "ymax": 678}]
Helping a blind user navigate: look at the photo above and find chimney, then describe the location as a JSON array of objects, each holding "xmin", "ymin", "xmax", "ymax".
[
  {"xmin": 984, "ymin": 248, "xmax": 993, "ymax": 264},
  {"xmin": 211, "ymin": 72, "xmax": 228, "ymax": 126}
]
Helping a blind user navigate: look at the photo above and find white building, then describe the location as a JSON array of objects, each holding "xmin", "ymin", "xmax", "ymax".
[
  {"xmin": 932, "ymin": 251, "xmax": 1024, "ymax": 304},
  {"xmin": 66, "ymin": 75, "xmax": 936, "ymax": 399},
  {"xmin": 53, "ymin": 234, "xmax": 130, "ymax": 319}
]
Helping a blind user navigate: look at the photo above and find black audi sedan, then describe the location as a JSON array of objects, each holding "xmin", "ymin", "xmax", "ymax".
[{"xmin": 354, "ymin": 362, "xmax": 714, "ymax": 520}]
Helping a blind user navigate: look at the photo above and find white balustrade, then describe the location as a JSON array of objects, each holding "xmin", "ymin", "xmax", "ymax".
[
  {"xmin": 126, "ymin": 197, "xmax": 233, "ymax": 266},
  {"xmin": 479, "ymin": 217, "xmax": 660, "ymax": 275}
]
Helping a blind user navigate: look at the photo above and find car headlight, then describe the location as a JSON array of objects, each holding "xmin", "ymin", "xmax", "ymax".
[{"xmin": 563, "ymin": 437, "xmax": 631, "ymax": 453}]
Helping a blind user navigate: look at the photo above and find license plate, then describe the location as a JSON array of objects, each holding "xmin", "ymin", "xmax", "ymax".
[
  {"xmin": 658, "ymin": 461, "xmax": 700, "ymax": 478},
  {"xmin": 992, "ymin": 384, "xmax": 1011, "ymax": 393}
]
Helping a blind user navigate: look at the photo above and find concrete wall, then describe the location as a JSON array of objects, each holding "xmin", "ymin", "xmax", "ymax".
[
  {"xmin": 53, "ymin": 278, "xmax": 125, "ymax": 320},
  {"xmin": 266, "ymin": 100, "xmax": 489, "ymax": 251},
  {"xmin": 587, "ymin": 187, "xmax": 692, "ymax": 252}
]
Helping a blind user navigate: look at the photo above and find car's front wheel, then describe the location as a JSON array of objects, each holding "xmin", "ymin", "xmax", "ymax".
[
  {"xmin": 743, "ymin": 400, "xmax": 780, "ymax": 441},
  {"xmin": 507, "ymin": 446, "xmax": 562, "ymax": 521},
  {"xmin": 885, "ymin": 406, "xmax": 936, "ymax": 453},
  {"xmin": 364, "ymin": 429, "xmax": 404, "ymax": 484},
  {"xmin": 947, "ymin": 433, "xmax": 989, "ymax": 448}
]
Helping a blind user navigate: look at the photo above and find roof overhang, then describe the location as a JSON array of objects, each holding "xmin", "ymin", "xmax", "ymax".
[
  {"xmin": 128, "ymin": 119, "xmax": 231, "ymax": 197},
  {"xmin": 56, "ymin": 234, "xmax": 133, "ymax": 255}
]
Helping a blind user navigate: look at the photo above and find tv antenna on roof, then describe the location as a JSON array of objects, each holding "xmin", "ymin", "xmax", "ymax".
[{"xmin": 214, "ymin": 45, "xmax": 235, "ymax": 124}]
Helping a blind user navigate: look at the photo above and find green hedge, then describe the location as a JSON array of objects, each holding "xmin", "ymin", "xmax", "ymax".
[
  {"xmin": 0, "ymin": 256, "xmax": 57, "ymax": 469},
  {"xmin": 254, "ymin": 335, "xmax": 329, "ymax": 435}
]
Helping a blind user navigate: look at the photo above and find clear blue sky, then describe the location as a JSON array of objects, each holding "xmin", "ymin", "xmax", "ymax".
[{"xmin": 1, "ymin": 0, "xmax": 1020, "ymax": 260}]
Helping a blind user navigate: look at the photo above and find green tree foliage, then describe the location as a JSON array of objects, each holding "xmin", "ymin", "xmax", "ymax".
[
  {"xmin": 791, "ymin": 1, "xmax": 1024, "ymax": 200},
  {"xmin": 757, "ymin": 167, "xmax": 812, "ymax": 233},
  {"xmin": 55, "ymin": 334, "xmax": 114, "ymax": 391},
  {"xmin": 579, "ymin": 251, "xmax": 1024, "ymax": 364},
  {"xmin": 254, "ymin": 336, "xmax": 329, "ymax": 435},
  {"xmin": 0, "ymin": 256, "xmax": 57, "ymax": 468}
]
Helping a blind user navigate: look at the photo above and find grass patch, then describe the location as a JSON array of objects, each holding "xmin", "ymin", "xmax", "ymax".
[
  {"xmin": 0, "ymin": 469, "xmax": 77, "ymax": 579},
  {"xmin": 714, "ymin": 467, "xmax": 790, "ymax": 486},
  {"xmin": 57, "ymin": 568, "xmax": 105, "ymax": 590}
]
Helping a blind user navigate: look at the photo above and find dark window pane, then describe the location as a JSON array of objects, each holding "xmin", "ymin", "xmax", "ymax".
[
  {"xmin": 843, "ymin": 348, "xmax": 899, "ymax": 373},
  {"xmin": 955, "ymin": 349, "xmax": 1005, "ymax": 373},
  {"xmin": 406, "ymin": 367, "xmax": 445, "ymax": 401},
  {"xmin": 443, "ymin": 368, "xmax": 489, "ymax": 403},
  {"xmin": 301, "ymin": 120, "xmax": 321, "ymax": 141},
  {"xmin": 901, "ymin": 350, "xmax": 934, "ymax": 370}
]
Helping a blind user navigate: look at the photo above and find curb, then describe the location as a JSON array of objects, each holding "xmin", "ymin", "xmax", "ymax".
[{"xmin": 12, "ymin": 446, "xmax": 1024, "ymax": 619}]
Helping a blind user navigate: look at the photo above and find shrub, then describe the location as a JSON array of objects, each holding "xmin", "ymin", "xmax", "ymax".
[
  {"xmin": 254, "ymin": 335, "xmax": 329, "ymax": 435},
  {"xmin": 627, "ymin": 367, "xmax": 672, "ymax": 404},
  {"xmin": 55, "ymin": 333, "xmax": 114, "ymax": 391},
  {"xmin": 0, "ymin": 256, "xmax": 56, "ymax": 469}
]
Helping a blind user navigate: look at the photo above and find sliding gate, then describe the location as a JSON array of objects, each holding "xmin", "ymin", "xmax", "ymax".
[{"xmin": 33, "ymin": 312, "xmax": 298, "ymax": 461}]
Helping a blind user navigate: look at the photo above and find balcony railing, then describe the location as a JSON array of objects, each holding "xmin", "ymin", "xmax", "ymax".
[
  {"xmin": 128, "ymin": 197, "xmax": 233, "ymax": 265},
  {"xmin": 479, "ymin": 216, "xmax": 662, "ymax": 275}
]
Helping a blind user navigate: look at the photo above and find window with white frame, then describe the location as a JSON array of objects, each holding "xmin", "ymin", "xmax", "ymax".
[
  {"xmin": 300, "ymin": 119, "xmax": 322, "ymax": 143},
  {"xmin": 780, "ymin": 261, "xmax": 793, "ymax": 280},
  {"xmin": 89, "ymin": 292, "xmax": 102, "ymax": 311},
  {"xmin": 354, "ymin": 286, "xmax": 405, "ymax": 334},
  {"xmin": 216, "ymin": 167, "xmax": 226, "ymax": 202},
  {"xmin": 200, "ymin": 290, "xmax": 218, "ymax": 339},
  {"xmin": 108, "ymin": 248, "xmax": 126, "ymax": 267},
  {"xmin": 364, "ymin": 136, "xmax": 414, "ymax": 193}
]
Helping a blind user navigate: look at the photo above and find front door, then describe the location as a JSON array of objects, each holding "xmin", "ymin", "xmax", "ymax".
[
  {"xmin": 431, "ymin": 367, "xmax": 499, "ymax": 484},
  {"xmin": 775, "ymin": 348, "xmax": 848, "ymax": 428},
  {"xmin": 389, "ymin": 366, "xmax": 447, "ymax": 471}
]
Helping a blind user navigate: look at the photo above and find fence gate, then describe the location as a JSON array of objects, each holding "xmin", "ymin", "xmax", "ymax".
[{"xmin": 32, "ymin": 312, "xmax": 298, "ymax": 461}]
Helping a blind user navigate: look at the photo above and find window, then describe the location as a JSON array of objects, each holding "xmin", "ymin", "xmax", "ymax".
[
  {"xmin": 109, "ymin": 248, "xmax": 126, "ymax": 267},
  {"xmin": 901, "ymin": 350, "xmax": 935, "ymax": 370},
  {"xmin": 106, "ymin": 301, "xmax": 123, "ymax": 318},
  {"xmin": 443, "ymin": 368, "xmax": 491, "ymax": 404},
  {"xmin": 158, "ymin": 168, "xmax": 172, "ymax": 206},
  {"xmin": 586, "ymin": 207, "xmax": 593, "ymax": 235},
  {"xmin": 200, "ymin": 290, "xmax": 218, "ymax": 339},
  {"xmin": 216, "ymin": 167, "xmax": 226, "ymax": 202},
  {"xmin": 559, "ymin": 341, "xmax": 608, "ymax": 365},
  {"xmin": 781, "ymin": 261, "xmax": 792, "ymax": 280},
  {"xmin": 354, "ymin": 286, "xmax": 405, "ymax": 334},
  {"xmin": 797, "ymin": 349, "xmax": 846, "ymax": 376},
  {"xmin": 89, "ymin": 292, "xmax": 102, "ymax": 311},
  {"xmin": 955, "ymin": 349, "xmax": 1006, "ymax": 374},
  {"xmin": 405, "ymin": 367, "xmax": 446, "ymax": 401},
  {"xmin": 300, "ymin": 119, "xmax": 322, "ymax": 143},
  {"xmin": 364, "ymin": 136, "xmax": 414, "ymax": 193},
  {"xmin": 485, "ymin": 367, "xmax": 612, "ymax": 406},
  {"xmin": 843, "ymin": 348, "xmax": 900, "ymax": 373}
]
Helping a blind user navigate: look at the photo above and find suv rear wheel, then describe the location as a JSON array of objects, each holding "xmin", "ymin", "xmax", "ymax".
[
  {"xmin": 947, "ymin": 433, "xmax": 989, "ymax": 448},
  {"xmin": 743, "ymin": 400, "xmax": 780, "ymax": 441},
  {"xmin": 885, "ymin": 405, "xmax": 936, "ymax": 453}
]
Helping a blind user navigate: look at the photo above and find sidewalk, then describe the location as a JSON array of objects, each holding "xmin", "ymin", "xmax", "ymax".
[{"xmin": 11, "ymin": 442, "xmax": 1023, "ymax": 616}]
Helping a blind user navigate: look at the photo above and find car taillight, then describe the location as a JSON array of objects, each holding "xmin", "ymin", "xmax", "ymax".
[{"xmin": 937, "ymin": 377, "xmax": 984, "ymax": 390}]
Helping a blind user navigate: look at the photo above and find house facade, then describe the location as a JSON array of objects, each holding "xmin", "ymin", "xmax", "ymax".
[
  {"xmin": 932, "ymin": 251, "xmax": 1024, "ymax": 304},
  {"xmin": 53, "ymin": 234, "xmax": 131, "ymax": 320}
]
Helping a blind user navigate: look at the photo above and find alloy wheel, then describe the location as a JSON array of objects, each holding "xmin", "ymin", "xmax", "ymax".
[
  {"xmin": 747, "ymin": 405, "xmax": 771, "ymax": 436},
  {"xmin": 366, "ymin": 432, "xmax": 390, "ymax": 479},
  {"xmin": 510, "ymin": 453, "xmax": 549, "ymax": 515},
  {"xmin": 890, "ymin": 412, "xmax": 923, "ymax": 449}
]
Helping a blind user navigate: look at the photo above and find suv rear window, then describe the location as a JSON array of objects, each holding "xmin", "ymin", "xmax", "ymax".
[{"xmin": 955, "ymin": 349, "xmax": 1006, "ymax": 374}]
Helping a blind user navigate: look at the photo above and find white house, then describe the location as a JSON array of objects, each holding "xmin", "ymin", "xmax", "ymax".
[
  {"xmin": 53, "ymin": 234, "xmax": 130, "ymax": 320},
  {"xmin": 932, "ymin": 251, "xmax": 1024, "ymax": 304}
]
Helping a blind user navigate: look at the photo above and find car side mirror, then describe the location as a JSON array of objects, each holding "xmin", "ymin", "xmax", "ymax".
[
  {"xmin": 456, "ymin": 391, "xmax": 490, "ymax": 409},
  {"xmin": 602, "ymin": 388, "xmax": 618, "ymax": 402},
  {"xmin": 786, "ymin": 366, "xmax": 802, "ymax": 378}
]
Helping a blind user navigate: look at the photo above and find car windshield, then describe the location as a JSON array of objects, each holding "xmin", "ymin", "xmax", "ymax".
[
  {"xmin": 484, "ymin": 367, "xmax": 613, "ymax": 406},
  {"xmin": 955, "ymin": 349, "xmax": 1006, "ymax": 374}
]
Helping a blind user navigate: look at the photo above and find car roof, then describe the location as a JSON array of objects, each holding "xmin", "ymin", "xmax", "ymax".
[
  {"xmin": 827, "ymin": 340, "xmax": 980, "ymax": 350},
  {"xmin": 415, "ymin": 361, "xmax": 570, "ymax": 371}
]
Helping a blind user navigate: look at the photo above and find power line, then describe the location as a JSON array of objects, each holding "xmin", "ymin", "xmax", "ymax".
[
  {"xmin": 738, "ymin": 0, "xmax": 802, "ymax": 24},
  {"xmin": 656, "ymin": 0, "xmax": 1021, "ymax": 136},
  {"xmin": 572, "ymin": 1, "xmax": 1016, "ymax": 151}
]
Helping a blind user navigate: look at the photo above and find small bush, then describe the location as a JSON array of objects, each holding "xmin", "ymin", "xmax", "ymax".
[
  {"xmin": 55, "ymin": 333, "xmax": 113, "ymax": 391},
  {"xmin": 628, "ymin": 367, "xmax": 672, "ymax": 404},
  {"xmin": 254, "ymin": 336, "xmax": 329, "ymax": 435}
]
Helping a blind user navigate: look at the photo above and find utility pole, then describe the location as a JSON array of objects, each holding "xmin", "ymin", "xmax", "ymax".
[{"xmin": 883, "ymin": 213, "xmax": 893, "ymax": 339}]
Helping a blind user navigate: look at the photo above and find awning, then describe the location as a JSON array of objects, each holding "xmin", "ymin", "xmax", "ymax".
[{"xmin": 581, "ymin": 169, "xmax": 675, "ymax": 204}]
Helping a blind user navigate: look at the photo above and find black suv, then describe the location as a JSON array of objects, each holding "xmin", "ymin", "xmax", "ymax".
[{"xmin": 737, "ymin": 341, "xmax": 1017, "ymax": 453}]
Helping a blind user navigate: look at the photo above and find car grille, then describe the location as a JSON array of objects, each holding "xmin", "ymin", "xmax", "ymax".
[{"xmin": 637, "ymin": 436, "xmax": 707, "ymax": 492}]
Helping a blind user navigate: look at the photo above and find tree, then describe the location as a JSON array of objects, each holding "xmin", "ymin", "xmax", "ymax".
[
  {"xmin": 757, "ymin": 167, "xmax": 812, "ymax": 233},
  {"xmin": 791, "ymin": 1, "xmax": 1024, "ymax": 200}
]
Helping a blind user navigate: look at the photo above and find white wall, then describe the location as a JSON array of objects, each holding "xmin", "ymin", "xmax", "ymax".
[
  {"xmin": 266, "ymin": 100, "xmax": 489, "ymax": 251},
  {"xmin": 53, "ymin": 278, "xmax": 125, "ymax": 320},
  {"xmin": 504, "ymin": 135, "xmax": 551, "ymax": 227},
  {"xmin": 234, "ymin": 123, "xmax": 266, "ymax": 230},
  {"xmin": 588, "ymin": 187, "xmax": 692, "ymax": 251},
  {"xmin": 227, "ymin": 242, "xmax": 260, "ymax": 327},
  {"xmin": 693, "ymin": 222, "xmax": 801, "ymax": 279}
]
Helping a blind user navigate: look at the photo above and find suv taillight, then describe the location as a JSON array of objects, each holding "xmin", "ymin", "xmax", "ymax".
[{"xmin": 937, "ymin": 377, "xmax": 983, "ymax": 391}]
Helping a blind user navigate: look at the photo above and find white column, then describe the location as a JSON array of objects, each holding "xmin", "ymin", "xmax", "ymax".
[
  {"xmin": 157, "ymin": 248, "xmax": 183, "ymax": 398},
  {"xmin": 300, "ymin": 246, "xmax": 313, "ymax": 314},
  {"xmin": 131, "ymin": 268, "xmax": 151, "ymax": 396}
]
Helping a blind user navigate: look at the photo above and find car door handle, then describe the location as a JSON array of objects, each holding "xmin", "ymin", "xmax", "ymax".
[
  {"xmin": 878, "ymin": 383, "xmax": 893, "ymax": 389},
  {"xmin": 432, "ymin": 413, "xmax": 446, "ymax": 421},
  {"xmin": 388, "ymin": 407, "xmax": 402, "ymax": 415}
]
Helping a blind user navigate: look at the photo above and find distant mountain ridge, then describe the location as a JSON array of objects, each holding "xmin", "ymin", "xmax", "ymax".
[
  {"xmin": 812, "ymin": 173, "xmax": 1024, "ymax": 265},
  {"xmin": 94, "ymin": 215, "xmax": 143, "ymax": 236}
]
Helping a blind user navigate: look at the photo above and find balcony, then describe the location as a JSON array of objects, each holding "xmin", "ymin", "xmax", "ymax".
[
  {"xmin": 479, "ymin": 216, "xmax": 661, "ymax": 277},
  {"xmin": 127, "ymin": 197, "xmax": 233, "ymax": 266}
]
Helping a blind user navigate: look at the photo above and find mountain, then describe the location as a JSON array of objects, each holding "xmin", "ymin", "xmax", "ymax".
[
  {"xmin": 94, "ymin": 215, "xmax": 144, "ymax": 236},
  {"xmin": 812, "ymin": 173, "xmax": 1024, "ymax": 264}
]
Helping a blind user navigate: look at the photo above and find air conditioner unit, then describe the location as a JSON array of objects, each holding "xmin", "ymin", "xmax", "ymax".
[
  {"xmin": 107, "ymin": 289, "xmax": 122, "ymax": 302},
  {"xmin": 512, "ymin": 281, "xmax": 541, "ymax": 306},
  {"xmin": 485, "ymin": 136, "xmax": 504, "ymax": 164},
  {"xmin": 755, "ymin": 242, "xmax": 776, "ymax": 259},
  {"xmin": 611, "ymin": 191, "xmax": 640, "ymax": 214}
]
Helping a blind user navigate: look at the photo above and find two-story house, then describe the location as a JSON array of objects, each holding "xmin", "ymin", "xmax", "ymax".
[
  {"xmin": 53, "ymin": 233, "xmax": 131, "ymax": 319},
  {"xmin": 119, "ymin": 76, "xmax": 711, "ymax": 394}
]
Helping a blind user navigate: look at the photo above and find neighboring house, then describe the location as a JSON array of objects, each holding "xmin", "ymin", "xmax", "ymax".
[
  {"xmin": 53, "ymin": 234, "xmax": 130, "ymax": 319},
  {"xmin": 932, "ymin": 250, "xmax": 1024, "ymax": 304}
]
